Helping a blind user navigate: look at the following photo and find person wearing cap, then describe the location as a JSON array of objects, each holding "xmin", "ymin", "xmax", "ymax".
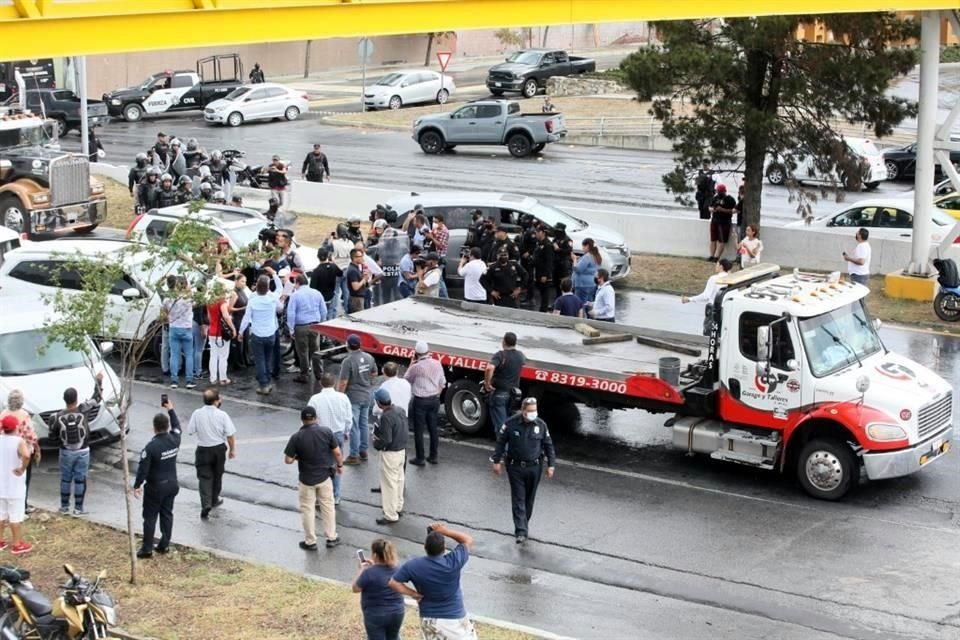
[
  {"xmin": 286, "ymin": 273, "xmax": 328, "ymax": 383},
  {"xmin": 484, "ymin": 226, "xmax": 519, "ymax": 265},
  {"xmin": 301, "ymin": 143, "xmax": 331, "ymax": 183},
  {"xmin": 372, "ymin": 388, "xmax": 407, "ymax": 525},
  {"xmin": 405, "ymin": 341, "xmax": 446, "ymax": 466},
  {"xmin": 338, "ymin": 334, "xmax": 378, "ymax": 464},
  {"xmin": 552, "ymin": 222, "xmax": 574, "ymax": 285},
  {"xmin": 0, "ymin": 415, "xmax": 32, "ymax": 555},
  {"xmin": 284, "ymin": 406, "xmax": 342, "ymax": 551},
  {"xmin": 238, "ymin": 269, "xmax": 283, "ymax": 395},
  {"xmin": 415, "ymin": 253, "xmax": 443, "ymax": 298},
  {"xmin": 133, "ymin": 397, "xmax": 182, "ymax": 558},
  {"xmin": 0, "ymin": 390, "xmax": 39, "ymax": 514},
  {"xmin": 708, "ymin": 182, "xmax": 737, "ymax": 262},
  {"xmin": 491, "ymin": 397, "xmax": 557, "ymax": 544},
  {"xmin": 533, "ymin": 226, "xmax": 556, "ymax": 313},
  {"xmin": 482, "ymin": 250, "xmax": 526, "ymax": 308}
]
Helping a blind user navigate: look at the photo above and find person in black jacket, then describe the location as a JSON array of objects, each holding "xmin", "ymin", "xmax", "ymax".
[
  {"xmin": 485, "ymin": 227, "xmax": 519, "ymax": 264},
  {"xmin": 156, "ymin": 173, "xmax": 178, "ymax": 209},
  {"xmin": 532, "ymin": 227, "xmax": 555, "ymax": 312},
  {"xmin": 86, "ymin": 126, "xmax": 104, "ymax": 163},
  {"xmin": 153, "ymin": 132, "xmax": 170, "ymax": 167},
  {"xmin": 128, "ymin": 153, "xmax": 149, "ymax": 199},
  {"xmin": 552, "ymin": 222, "xmax": 574, "ymax": 285},
  {"xmin": 138, "ymin": 168, "xmax": 161, "ymax": 212},
  {"xmin": 301, "ymin": 144, "xmax": 331, "ymax": 183},
  {"xmin": 133, "ymin": 398, "xmax": 182, "ymax": 558}
]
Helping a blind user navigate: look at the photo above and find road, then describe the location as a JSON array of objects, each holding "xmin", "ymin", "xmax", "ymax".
[{"xmin": 26, "ymin": 291, "xmax": 960, "ymax": 639}]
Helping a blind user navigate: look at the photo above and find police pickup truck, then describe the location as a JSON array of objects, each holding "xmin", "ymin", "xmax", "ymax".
[
  {"xmin": 103, "ymin": 54, "xmax": 244, "ymax": 122},
  {"xmin": 412, "ymin": 100, "xmax": 566, "ymax": 158}
]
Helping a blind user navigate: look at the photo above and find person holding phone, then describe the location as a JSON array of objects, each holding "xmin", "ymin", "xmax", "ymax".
[
  {"xmin": 352, "ymin": 539, "xmax": 406, "ymax": 640},
  {"xmin": 132, "ymin": 396, "xmax": 182, "ymax": 558}
]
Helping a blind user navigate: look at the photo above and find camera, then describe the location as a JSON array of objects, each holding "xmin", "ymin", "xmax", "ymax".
[{"xmin": 459, "ymin": 246, "xmax": 471, "ymax": 259}]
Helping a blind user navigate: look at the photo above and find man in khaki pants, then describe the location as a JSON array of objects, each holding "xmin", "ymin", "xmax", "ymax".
[
  {"xmin": 372, "ymin": 388, "xmax": 407, "ymax": 526},
  {"xmin": 284, "ymin": 406, "xmax": 343, "ymax": 550}
]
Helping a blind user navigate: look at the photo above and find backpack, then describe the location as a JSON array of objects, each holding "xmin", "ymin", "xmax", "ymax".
[
  {"xmin": 934, "ymin": 258, "xmax": 960, "ymax": 289},
  {"xmin": 57, "ymin": 411, "xmax": 88, "ymax": 451}
]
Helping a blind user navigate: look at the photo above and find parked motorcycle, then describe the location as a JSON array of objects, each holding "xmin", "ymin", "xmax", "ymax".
[
  {"xmin": 224, "ymin": 149, "xmax": 269, "ymax": 189},
  {"xmin": 0, "ymin": 564, "xmax": 117, "ymax": 639},
  {"xmin": 933, "ymin": 258, "xmax": 960, "ymax": 322}
]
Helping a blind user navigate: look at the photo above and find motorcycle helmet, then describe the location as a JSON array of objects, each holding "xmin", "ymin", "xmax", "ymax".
[
  {"xmin": 211, "ymin": 150, "xmax": 223, "ymax": 162},
  {"xmin": 200, "ymin": 182, "xmax": 213, "ymax": 196},
  {"xmin": 146, "ymin": 167, "xmax": 160, "ymax": 180},
  {"xmin": 186, "ymin": 138, "xmax": 199, "ymax": 152},
  {"xmin": 178, "ymin": 175, "xmax": 193, "ymax": 187},
  {"xmin": 160, "ymin": 173, "xmax": 173, "ymax": 183},
  {"xmin": 212, "ymin": 190, "xmax": 226, "ymax": 203},
  {"xmin": 135, "ymin": 152, "xmax": 147, "ymax": 166}
]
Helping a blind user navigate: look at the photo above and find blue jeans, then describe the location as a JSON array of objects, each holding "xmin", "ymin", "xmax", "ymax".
[
  {"xmin": 350, "ymin": 402, "xmax": 370, "ymax": 457},
  {"xmin": 168, "ymin": 326, "xmax": 194, "ymax": 384},
  {"xmin": 160, "ymin": 325, "xmax": 170, "ymax": 374},
  {"xmin": 59, "ymin": 448, "xmax": 90, "ymax": 510},
  {"xmin": 438, "ymin": 278, "xmax": 449, "ymax": 299},
  {"xmin": 488, "ymin": 391, "xmax": 510, "ymax": 435},
  {"xmin": 575, "ymin": 285, "xmax": 597, "ymax": 303},
  {"xmin": 398, "ymin": 279, "xmax": 414, "ymax": 299},
  {"xmin": 250, "ymin": 334, "xmax": 275, "ymax": 387},
  {"xmin": 333, "ymin": 431, "xmax": 347, "ymax": 499},
  {"xmin": 850, "ymin": 273, "xmax": 869, "ymax": 285},
  {"xmin": 193, "ymin": 321, "xmax": 206, "ymax": 374},
  {"xmin": 362, "ymin": 610, "xmax": 404, "ymax": 640},
  {"xmin": 325, "ymin": 298, "xmax": 337, "ymax": 321}
]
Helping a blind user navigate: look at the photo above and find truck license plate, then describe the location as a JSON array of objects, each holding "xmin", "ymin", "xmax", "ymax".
[{"xmin": 495, "ymin": 82, "xmax": 502, "ymax": 87}]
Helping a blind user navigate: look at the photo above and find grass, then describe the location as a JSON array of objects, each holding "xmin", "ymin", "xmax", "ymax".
[{"xmin": 19, "ymin": 513, "xmax": 533, "ymax": 640}]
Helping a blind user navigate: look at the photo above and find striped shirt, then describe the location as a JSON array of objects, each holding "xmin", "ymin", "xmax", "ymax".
[{"xmin": 404, "ymin": 357, "xmax": 446, "ymax": 398}]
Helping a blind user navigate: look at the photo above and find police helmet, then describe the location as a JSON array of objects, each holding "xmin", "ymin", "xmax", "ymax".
[
  {"xmin": 160, "ymin": 173, "xmax": 173, "ymax": 183},
  {"xmin": 135, "ymin": 152, "xmax": 147, "ymax": 165},
  {"xmin": 146, "ymin": 167, "xmax": 160, "ymax": 179},
  {"xmin": 186, "ymin": 138, "xmax": 199, "ymax": 151},
  {"xmin": 178, "ymin": 175, "xmax": 193, "ymax": 187},
  {"xmin": 211, "ymin": 150, "xmax": 223, "ymax": 161},
  {"xmin": 348, "ymin": 217, "xmax": 361, "ymax": 226},
  {"xmin": 212, "ymin": 190, "xmax": 226, "ymax": 202},
  {"xmin": 336, "ymin": 222, "xmax": 350, "ymax": 239},
  {"xmin": 170, "ymin": 138, "xmax": 181, "ymax": 148}
]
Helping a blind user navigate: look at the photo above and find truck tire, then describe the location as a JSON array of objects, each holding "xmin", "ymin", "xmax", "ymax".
[
  {"xmin": 0, "ymin": 195, "xmax": 26, "ymax": 234},
  {"xmin": 419, "ymin": 130, "xmax": 444, "ymax": 154},
  {"xmin": 507, "ymin": 133, "xmax": 533, "ymax": 158},
  {"xmin": 765, "ymin": 164, "xmax": 786, "ymax": 186},
  {"xmin": 123, "ymin": 103, "xmax": 143, "ymax": 122},
  {"xmin": 490, "ymin": 89, "xmax": 504, "ymax": 97},
  {"xmin": 444, "ymin": 379, "xmax": 487, "ymax": 435},
  {"xmin": 522, "ymin": 79, "xmax": 539, "ymax": 98},
  {"xmin": 532, "ymin": 143, "xmax": 546, "ymax": 154},
  {"xmin": 796, "ymin": 438, "xmax": 858, "ymax": 501},
  {"xmin": 934, "ymin": 290, "xmax": 960, "ymax": 321},
  {"xmin": 55, "ymin": 117, "xmax": 69, "ymax": 137}
]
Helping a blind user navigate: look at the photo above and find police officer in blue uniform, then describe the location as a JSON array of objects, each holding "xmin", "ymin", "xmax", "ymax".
[
  {"xmin": 132, "ymin": 398, "xmax": 182, "ymax": 558},
  {"xmin": 490, "ymin": 397, "xmax": 556, "ymax": 544}
]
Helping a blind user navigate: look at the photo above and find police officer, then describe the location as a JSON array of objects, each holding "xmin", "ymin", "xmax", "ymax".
[
  {"xmin": 198, "ymin": 181, "xmax": 214, "ymax": 203},
  {"xmin": 128, "ymin": 153, "xmax": 149, "ymax": 200},
  {"xmin": 184, "ymin": 138, "xmax": 208, "ymax": 168},
  {"xmin": 533, "ymin": 226, "xmax": 556, "ymax": 312},
  {"xmin": 137, "ymin": 167, "xmax": 161, "ymax": 212},
  {"xmin": 175, "ymin": 176, "xmax": 193, "ymax": 205},
  {"xmin": 485, "ymin": 226, "xmax": 519, "ymax": 264},
  {"xmin": 206, "ymin": 150, "xmax": 229, "ymax": 187},
  {"xmin": 491, "ymin": 397, "xmax": 556, "ymax": 544},
  {"xmin": 482, "ymin": 251, "xmax": 527, "ymax": 308},
  {"xmin": 465, "ymin": 209, "xmax": 485, "ymax": 249},
  {"xmin": 518, "ymin": 216, "xmax": 538, "ymax": 302},
  {"xmin": 156, "ymin": 173, "xmax": 178, "ymax": 208},
  {"xmin": 552, "ymin": 222, "xmax": 574, "ymax": 285},
  {"xmin": 132, "ymin": 397, "xmax": 182, "ymax": 558}
]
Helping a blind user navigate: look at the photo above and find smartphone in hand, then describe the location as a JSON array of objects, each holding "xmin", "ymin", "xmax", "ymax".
[
  {"xmin": 356, "ymin": 549, "xmax": 366, "ymax": 564},
  {"xmin": 160, "ymin": 393, "xmax": 168, "ymax": 406}
]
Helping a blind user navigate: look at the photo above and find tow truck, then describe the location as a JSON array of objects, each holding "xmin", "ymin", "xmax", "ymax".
[{"xmin": 316, "ymin": 264, "xmax": 954, "ymax": 500}]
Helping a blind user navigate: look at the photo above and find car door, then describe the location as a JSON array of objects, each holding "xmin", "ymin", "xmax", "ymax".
[
  {"xmin": 827, "ymin": 206, "xmax": 876, "ymax": 232},
  {"xmin": 263, "ymin": 87, "xmax": 288, "ymax": 117},
  {"xmin": 171, "ymin": 73, "xmax": 203, "ymax": 111},
  {"xmin": 418, "ymin": 72, "xmax": 441, "ymax": 103},
  {"xmin": 472, "ymin": 104, "xmax": 505, "ymax": 142},
  {"xmin": 242, "ymin": 88, "xmax": 271, "ymax": 120},
  {"xmin": 873, "ymin": 206, "xmax": 914, "ymax": 240},
  {"xmin": 444, "ymin": 105, "xmax": 479, "ymax": 143}
]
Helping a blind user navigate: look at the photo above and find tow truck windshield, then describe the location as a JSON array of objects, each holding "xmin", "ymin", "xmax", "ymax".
[
  {"xmin": 799, "ymin": 301, "xmax": 883, "ymax": 377},
  {"xmin": 0, "ymin": 121, "xmax": 56, "ymax": 149}
]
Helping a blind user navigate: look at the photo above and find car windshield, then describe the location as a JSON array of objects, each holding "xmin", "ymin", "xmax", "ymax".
[
  {"xmin": 139, "ymin": 76, "xmax": 164, "ymax": 90},
  {"xmin": 508, "ymin": 51, "xmax": 544, "ymax": 65},
  {"xmin": 528, "ymin": 201, "xmax": 585, "ymax": 231},
  {"xmin": 0, "ymin": 330, "xmax": 88, "ymax": 376},
  {"xmin": 224, "ymin": 222, "xmax": 264, "ymax": 249},
  {"xmin": 222, "ymin": 87, "xmax": 250, "ymax": 102},
  {"xmin": 0, "ymin": 121, "xmax": 56, "ymax": 149},
  {"xmin": 799, "ymin": 301, "xmax": 883, "ymax": 377},
  {"xmin": 375, "ymin": 74, "xmax": 404, "ymax": 87},
  {"xmin": 128, "ymin": 254, "xmax": 205, "ymax": 291}
]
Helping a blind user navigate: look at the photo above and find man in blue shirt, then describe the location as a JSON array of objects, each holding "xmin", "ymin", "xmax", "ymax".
[
  {"xmin": 238, "ymin": 270, "xmax": 282, "ymax": 394},
  {"xmin": 552, "ymin": 277, "xmax": 584, "ymax": 318},
  {"xmin": 398, "ymin": 245, "xmax": 422, "ymax": 299},
  {"xmin": 286, "ymin": 273, "xmax": 327, "ymax": 383},
  {"xmin": 389, "ymin": 522, "xmax": 477, "ymax": 640}
]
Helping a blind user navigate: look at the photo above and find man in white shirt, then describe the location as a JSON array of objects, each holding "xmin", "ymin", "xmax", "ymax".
[
  {"xmin": 374, "ymin": 362, "xmax": 412, "ymax": 418},
  {"xmin": 187, "ymin": 389, "xmax": 238, "ymax": 519},
  {"xmin": 308, "ymin": 373, "xmax": 353, "ymax": 505},
  {"xmin": 682, "ymin": 258, "xmax": 732, "ymax": 336},
  {"xmin": 843, "ymin": 227, "xmax": 871, "ymax": 286},
  {"xmin": 585, "ymin": 269, "xmax": 616, "ymax": 322},
  {"xmin": 416, "ymin": 253, "xmax": 443, "ymax": 298},
  {"xmin": 457, "ymin": 247, "xmax": 488, "ymax": 303}
]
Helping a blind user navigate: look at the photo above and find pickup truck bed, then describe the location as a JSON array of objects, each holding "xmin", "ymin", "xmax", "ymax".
[{"xmin": 316, "ymin": 298, "xmax": 704, "ymax": 410}]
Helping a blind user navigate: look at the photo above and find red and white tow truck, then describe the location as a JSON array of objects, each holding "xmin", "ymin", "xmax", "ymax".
[{"xmin": 316, "ymin": 264, "xmax": 953, "ymax": 500}]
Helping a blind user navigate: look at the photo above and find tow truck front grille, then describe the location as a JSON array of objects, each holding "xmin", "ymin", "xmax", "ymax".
[
  {"xmin": 49, "ymin": 154, "xmax": 90, "ymax": 207},
  {"xmin": 918, "ymin": 394, "xmax": 952, "ymax": 439}
]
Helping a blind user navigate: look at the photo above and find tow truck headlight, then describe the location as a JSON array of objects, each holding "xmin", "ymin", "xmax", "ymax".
[
  {"xmin": 30, "ymin": 192, "xmax": 49, "ymax": 204},
  {"xmin": 866, "ymin": 423, "xmax": 908, "ymax": 442}
]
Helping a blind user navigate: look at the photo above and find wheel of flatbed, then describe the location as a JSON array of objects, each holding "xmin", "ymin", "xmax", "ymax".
[
  {"xmin": 796, "ymin": 438, "xmax": 858, "ymax": 501},
  {"xmin": 444, "ymin": 379, "xmax": 487, "ymax": 436}
]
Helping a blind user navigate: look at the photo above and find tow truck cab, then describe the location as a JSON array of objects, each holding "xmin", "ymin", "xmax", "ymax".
[{"xmin": 675, "ymin": 265, "xmax": 953, "ymax": 500}]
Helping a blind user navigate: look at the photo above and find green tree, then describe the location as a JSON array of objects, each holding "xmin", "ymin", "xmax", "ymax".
[
  {"xmin": 620, "ymin": 15, "xmax": 919, "ymax": 226},
  {"xmin": 40, "ymin": 207, "xmax": 268, "ymax": 584}
]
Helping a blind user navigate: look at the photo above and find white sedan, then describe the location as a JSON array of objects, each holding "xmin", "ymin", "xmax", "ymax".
[
  {"xmin": 364, "ymin": 70, "xmax": 456, "ymax": 110},
  {"xmin": 785, "ymin": 197, "xmax": 960, "ymax": 244},
  {"xmin": 204, "ymin": 83, "xmax": 310, "ymax": 127}
]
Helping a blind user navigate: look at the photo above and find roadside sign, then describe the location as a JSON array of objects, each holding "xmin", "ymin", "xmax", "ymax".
[
  {"xmin": 436, "ymin": 51, "xmax": 452, "ymax": 72},
  {"xmin": 358, "ymin": 38, "xmax": 374, "ymax": 65}
]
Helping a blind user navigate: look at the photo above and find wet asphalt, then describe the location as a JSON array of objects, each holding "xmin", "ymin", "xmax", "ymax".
[{"xmin": 25, "ymin": 290, "xmax": 960, "ymax": 639}]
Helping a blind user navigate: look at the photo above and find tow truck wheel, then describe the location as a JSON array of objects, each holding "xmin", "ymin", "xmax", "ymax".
[
  {"xmin": 934, "ymin": 291, "xmax": 960, "ymax": 321},
  {"xmin": 444, "ymin": 379, "xmax": 487, "ymax": 436},
  {"xmin": 123, "ymin": 103, "xmax": 143, "ymax": 122},
  {"xmin": 797, "ymin": 438, "xmax": 858, "ymax": 501},
  {"xmin": 1, "ymin": 195, "xmax": 26, "ymax": 234}
]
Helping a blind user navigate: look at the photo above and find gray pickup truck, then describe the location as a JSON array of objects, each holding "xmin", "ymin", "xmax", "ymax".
[{"xmin": 412, "ymin": 100, "xmax": 566, "ymax": 158}]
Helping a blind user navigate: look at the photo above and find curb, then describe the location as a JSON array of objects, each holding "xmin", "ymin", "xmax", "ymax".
[{"xmin": 320, "ymin": 115, "xmax": 409, "ymax": 131}]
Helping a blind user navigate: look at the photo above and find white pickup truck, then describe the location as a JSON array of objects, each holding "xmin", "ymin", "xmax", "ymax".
[{"xmin": 412, "ymin": 100, "xmax": 566, "ymax": 158}]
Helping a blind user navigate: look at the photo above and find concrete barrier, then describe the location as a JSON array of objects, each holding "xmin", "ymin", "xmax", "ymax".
[{"xmin": 92, "ymin": 164, "xmax": 955, "ymax": 274}]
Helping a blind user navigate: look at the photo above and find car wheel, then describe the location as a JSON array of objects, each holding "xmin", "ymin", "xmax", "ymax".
[
  {"xmin": 227, "ymin": 111, "xmax": 244, "ymax": 127},
  {"xmin": 797, "ymin": 438, "xmax": 858, "ymax": 501},
  {"xmin": 865, "ymin": 181, "xmax": 880, "ymax": 191},
  {"xmin": 490, "ymin": 89, "xmax": 504, "ymax": 97},
  {"xmin": 123, "ymin": 103, "xmax": 144, "ymax": 122},
  {"xmin": 532, "ymin": 143, "xmax": 546, "ymax": 153},
  {"xmin": 436, "ymin": 89, "xmax": 450, "ymax": 105},
  {"xmin": 507, "ymin": 133, "xmax": 533, "ymax": 158},
  {"xmin": 522, "ymin": 79, "xmax": 539, "ymax": 98},
  {"xmin": 419, "ymin": 130, "xmax": 444, "ymax": 154},
  {"xmin": 72, "ymin": 224, "xmax": 98, "ymax": 235},
  {"xmin": 284, "ymin": 106, "xmax": 300, "ymax": 121},
  {"xmin": 444, "ymin": 379, "xmax": 487, "ymax": 435},
  {"xmin": 765, "ymin": 164, "xmax": 786, "ymax": 186},
  {"xmin": 885, "ymin": 160, "xmax": 899, "ymax": 181},
  {"xmin": 55, "ymin": 117, "xmax": 69, "ymax": 137},
  {"xmin": 389, "ymin": 95, "xmax": 403, "ymax": 110},
  {"xmin": 0, "ymin": 195, "xmax": 26, "ymax": 234}
]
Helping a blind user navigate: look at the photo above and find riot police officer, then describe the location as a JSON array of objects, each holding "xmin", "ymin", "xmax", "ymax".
[
  {"xmin": 206, "ymin": 150, "xmax": 228, "ymax": 187},
  {"xmin": 183, "ymin": 138, "xmax": 207, "ymax": 168},
  {"xmin": 128, "ymin": 153, "xmax": 149, "ymax": 200},
  {"xmin": 175, "ymin": 176, "xmax": 193, "ymax": 205},
  {"xmin": 137, "ymin": 167, "xmax": 161, "ymax": 212},
  {"xmin": 490, "ymin": 397, "xmax": 556, "ymax": 544},
  {"xmin": 198, "ymin": 181, "xmax": 214, "ymax": 202},
  {"xmin": 156, "ymin": 173, "xmax": 178, "ymax": 208},
  {"xmin": 132, "ymin": 398, "xmax": 182, "ymax": 558},
  {"xmin": 485, "ymin": 226, "xmax": 519, "ymax": 264},
  {"xmin": 552, "ymin": 222, "xmax": 574, "ymax": 285},
  {"xmin": 482, "ymin": 251, "xmax": 527, "ymax": 308},
  {"xmin": 211, "ymin": 190, "xmax": 227, "ymax": 205}
]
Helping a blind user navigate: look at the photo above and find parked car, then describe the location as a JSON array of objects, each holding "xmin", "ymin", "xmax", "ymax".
[
  {"xmin": 2, "ymin": 89, "xmax": 108, "ymax": 137},
  {"xmin": 126, "ymin": 203, "xmax": 319, "ymax": 273},
  {"xmin": 934, "ymin": 191, "xmax": 960, "ymax": 220},
  {"xmin": 765, "ymin": 137, "xmax": 887, "ymax": 191},
  {"xmin": 102, "ymin": 54, "xmax": 244, "ymax": 122},
  {"xmin": 882, "ymin": 138, "xmax": 960, "ymax": 181},
  {"xmin": 785, "ymin": 197, "xmax": 960, "ymax": 245},
  {"xmin": 412, "ymin": 100, "xmax": 566, "ymax": 158},
  {"xmin": 383, "ymin": 191, "xmax": 631, "ymax": 286},
  {"xmin": 487, "ymin": 49, "xmax": 596, "ymax": 98},
  {"xmin": 0, "ymin": 226, "xmax": 21, "ymax": 266},
  {"xmin": 364, "ymin": 70, "xmax": 456, "ymax": 110},
  {"xmin": 0, "ymin": 299, "xmax": 122, "ymax": 450},
  {"xmin": 204, "ymin": 83, "xmax": 310, "ymax": 126}
]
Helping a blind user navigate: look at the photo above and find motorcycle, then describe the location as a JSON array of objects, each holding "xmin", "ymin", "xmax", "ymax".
[
  {"xmin": 0, "ymin": 564, "xmax": 117, "ymax": 640},
  {"xmin": 224, "ymin": 149, "xmax": 269, "ymax": 189},
  {"xmin": 933, "ymin": 258, "xmax": 960, "ymax": 322}
]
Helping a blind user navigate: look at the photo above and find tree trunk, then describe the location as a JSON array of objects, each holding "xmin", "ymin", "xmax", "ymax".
[
  {"xmin": 541, "ymin": 26, "xmax": 550, "ymax": 48},
  {"xmin": 303, "ymin": 40, "xmax": 312, "ymax": 79},
  {"xmin": 742, "ymin": 138, "xmax": 765, "ymax": 230},
  {"xmin": 424, "ymin": 33, "xmax": 434, "ymax": 67},
  {"xmin": 120, "ymin": 355, "xmax": 139, "ymax": 584}
]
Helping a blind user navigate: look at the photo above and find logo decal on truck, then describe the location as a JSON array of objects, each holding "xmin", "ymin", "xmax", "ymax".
[{"xmin": 875, "ymin": 362, "xmax": 915, "ymax": 381}]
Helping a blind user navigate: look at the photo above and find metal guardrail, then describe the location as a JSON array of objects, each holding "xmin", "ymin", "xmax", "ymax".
[{"xmin": 564, "ymin": 116, "xmax": 662, "ymax": 137}]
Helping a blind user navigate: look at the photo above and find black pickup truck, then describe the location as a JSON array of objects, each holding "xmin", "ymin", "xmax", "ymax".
[
  {"xmin": 3, "ymin": 89, "xmax": 109, "ymax": 137},
  {"xmin": 486, "ymin": 49, "xmax": 596, "ymax": 98}
]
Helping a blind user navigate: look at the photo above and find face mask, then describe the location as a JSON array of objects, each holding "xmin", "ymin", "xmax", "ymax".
[
  {"xmin": 525, "ymin": 411, "xmax": 538, "ymax": 422},
  {"xmin": 498, "ymin": 257, "xmax": 508, "ymax": 265},
  {"xmin": 594, "ymin": 277, "xmax": 600, "ymax": 285}
]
